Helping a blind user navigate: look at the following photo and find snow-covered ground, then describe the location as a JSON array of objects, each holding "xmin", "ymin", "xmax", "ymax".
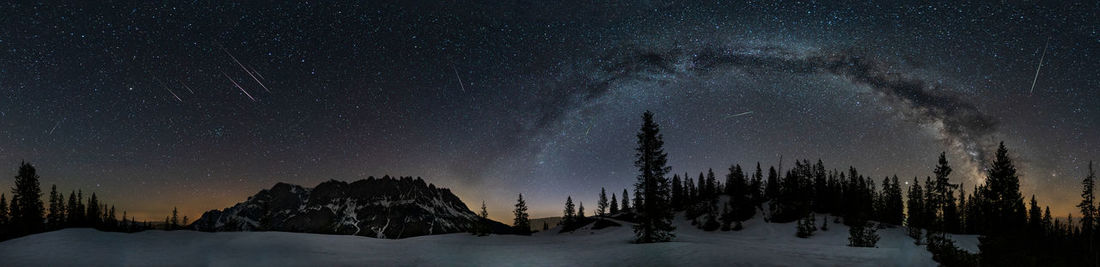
[{"xmin": 0, "ymin": 213, "xmax": 960, "ymax": 266}]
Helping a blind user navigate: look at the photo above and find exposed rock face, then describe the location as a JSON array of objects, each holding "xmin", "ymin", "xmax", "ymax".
[{"xmin": 191, "ymin": 176, "xmax": 510, "ymax": 238}]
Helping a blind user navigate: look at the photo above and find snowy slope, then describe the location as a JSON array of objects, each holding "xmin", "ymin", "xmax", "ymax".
[{"xmin": 1, "ymin": 214, "xmax": 947, "ymax": 266}]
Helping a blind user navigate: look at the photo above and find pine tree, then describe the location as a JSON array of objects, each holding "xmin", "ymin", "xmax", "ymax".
[
  {"xmin": 1042, "ymin": 206, "xmax": 1053, "ymax": 233},
  {"xmin": 765, "ymin": 166, "xmax": 780, "ymax": 220},
  {"xmin": 1028, "ymin": 195, "xmax": 1042, "ymax": 235},
  {"xmin": 751, "ymin": 163, "xmax": 764, "ymax": 206},
  {"xmin": 86, "ymin": 193, "xmax": 100, "ymax": 227},
  {"xmin": 578, "ymin": 202, "xmax": 586, "ymax": 222},
  {"xmin": 631, "ymin": 111, "xmax": 675, "ymax": 243},
  {"xmin": 685, "ymin": 176, "xmax": 696, "ymax": 205},
  {"xmin": 765, "ymin": 166, "xmax": 779, "ymax": 201},
  {"xmin": 927, "ymin": 152, "xmax": 959, "ymax": 243},
  {"xmin": 885, "ymin": 176, "xmax": 905, "ymax": 225},
  {"xmin": 477, "ymin": 201, "xmax": 489, "ymax": 236},
  {"xmin": 47, "ymin": 184, "xmax": 63, "ymax": 230},
  {"xmin": 1078, "ymin": 161, "xmax": 1096, "ymax": 239},
  {"xmin": 978, "ymin": 142, "xmax": 1029, "ymax": 267},
  {"xmin": 513, "ymin": 194, "xmax": 530, "ymax": 235},
  {"xmin": 10, "ymin": 162, "xmax": 45, "ymax": 236},
  {"xmin": 182, "ymin": 216, "xmax": 188, "ymax": 228},
  {"xmin": 982, "ymin": 142, "xmax": 1027, "ymax": 232},
  {"xmin": 706, "ymin": 169, "xmax": 718, "ymax": 199},
  {"xmin": 170, "ymin": 207, "xmax": 179, "ymax": 230},
  {"xmin": 1078, "ymin": 161, "xmax": 1096, "ymax": 265},
  {"xmin": 726, "ymin": 164, "xmax": 753, "ymax": 224},
  {"xmin": 907, "ymin": 176, "xmax": 925, "ymax": 241},
  {"xmin": 610, "ymin": 193, "xmax": 619, "ymax": 215},
  {"xmin": 796, "ymin": 213, "xmax": 816, "ymax": 238},
  {"xmin": 563, "ymin": 196, "xmax": 575, "ymax": 225},
  {"xmin": 107, "ymin": 205, "xmax": 117, "ymax": 229},
  {"xmin": 76, "ymin": 190, "xmax": 84, "ymax": 225},
  {"xmin": 621, "ymin": 189, "xmax": 630, "ymax": 212},
  {"xmin": 597, "ymin": 188, "xmax": 608, "ymax": 217},
  {"xmin": 0, "ymin": 194, "xmax": 8, "ymax": 228},
  {"xmin": 671, "ymin": 175, "xmax": 683, "ymax": 210}
]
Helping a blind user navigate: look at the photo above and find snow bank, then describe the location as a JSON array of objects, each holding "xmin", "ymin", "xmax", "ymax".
[{"xmin": 0, "ymin": 215, "xmax": 941, "ymax": 266}]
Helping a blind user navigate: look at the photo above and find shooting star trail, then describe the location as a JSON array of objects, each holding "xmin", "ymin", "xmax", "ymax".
[
  {"xmin": 154, "ymin": 76, "xmax": 183, "ymax": 102},
  {"xmin": 584, "ymin": 121, "xmax": 595, "ymax": 136},
  {"xmin": 223, "ymin": 72, "xmax": 256, "ymax": 102},
  {"xmin": 248, "ymin": 65, "xmax": 265, "ymax": 80},
  {"xmin": 452, "ymin": 66, "xmax": 466, "ymax": 93},
  {"xmin": 723, "ymin": 111, "xmax": 754, "ymax": 119},
  {"xmin": 180, "ymin": 81, "xmax": 195, "ymax": 94},
  {"xmin": 1029, "ymin": 42, "xmax": 1048, "ymax": 96},
  {"xmin": 221, "ymin": 47, "xmax": 271, "ymax": 93},
  {"xmin": 48, "ymin": 118, "xmax": 66, "ymax": 135}
]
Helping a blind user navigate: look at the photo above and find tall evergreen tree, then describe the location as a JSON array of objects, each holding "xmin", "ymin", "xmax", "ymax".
[
  {"xmin": 66, "ymin": 191, "xmax": 78, "ymax": 226},
  {"xmin": 751, "ymin": 163, "xmax": 764, "ymax": 205},
  {"xmin": 885, "ymin": 176, "xmax": 905, "ymax": 225},
  {"xmin": 513, "ymin": 194, "xmax": 530, "ymax": 235},
  {"xmin": 631, "ymin": 111, "xmax": 675, "ymax": 243},
  {"xmin": 1042, "ymin": 206, "xmax": 1053, "ymax": 234},
  {"xmin": 928, "ymin": 152, "xmax": 959, "ymax": 242},
  {"xmin": 1078, "ymin": 161, "xmax": 1096, "ymax": 239},
  {"xmin": 1078, "ymin": 161, "xmax": 1096, "ymax": 265},
  {"xmin": 108, "ymin": 205, "xmax": 117, "ymax": 228},
  {"xmin": 1028, "ymin": 195, "xmax": 1042, "ymax": 235},
  {"xmin": 621, "ymin": 189, "xmax": 630, "ymax": 212},
  {"xmin": 610, "ymin": 193, "xmax": 619, "ymax": 214},
  {"xmin": 685, "ymin": 177, "xmax": 696, "ymax": 205},
  {"xmin": 978, "ymin": 142, "xmax": 1029, "ymax": 267},
  {"xmin": 671, "ymin": 175, "xmax": 683, "ymax": 210},
  {"xmin": 477, "ymin": 201, "xmax": 489, "ymax": 236},
  {"xmin": 87, "ymin": 193, "xmax": 101, "ymax": 227},
  {"xmin": 578, "ymin": 202, "xmax": 586, "ymax": 221},
  {"xmin": 765, "ymin": 166, "xmax": 779, "ymax": 200},
  {"xmin": 597, "ymin": 188, "xmax": 609, "ymax": 216},
  {"xmin": 0, "ymin": 194, "xmax": 8, "ymax": 229},
  {"xmin": 706, "ymin": 169, "xmax": 718, "ymax": 199},
  {"xmin": 170, "ymin": 207, "xmax": 179, "ymax": 229},
  {"xmin": 10, "ymin": 162, "xmax": 45, "ymax": 235},
  {"xmin": 725, "ymin": 164, "xmax": 753, "ymax": 223},
  {"xmin": 47, "ymin": 184, "xmax": 63, "ymax": 229},
  {"xmin": 907, "ymin": 177, "xmax": 925, "ymax": 241},
  {"xmin": 563, "ymin": 196, "xmax": 576, "ymax": 224}
]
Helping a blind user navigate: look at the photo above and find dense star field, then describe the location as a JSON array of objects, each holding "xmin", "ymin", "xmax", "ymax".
[{"xmin": 0, "ymin": 2, "xmax": 1097, "ymax": 222}]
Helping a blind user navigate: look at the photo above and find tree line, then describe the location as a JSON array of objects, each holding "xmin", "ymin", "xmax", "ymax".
[
  {"xmin": 507, "ymin": 111, "xmax": 1097, "ymax": 266},
  {"xmin": 0, "ymin": 162, "xmax": 158, "ymax": 241}
]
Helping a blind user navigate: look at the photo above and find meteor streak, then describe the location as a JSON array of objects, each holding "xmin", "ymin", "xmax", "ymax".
[
  {"xmin": 223, "ymin": 72, "xmax": 256, "ymax": 101},
  {"xmin": 48, "ymin": 118, "xmax": 65, "ymax": 135},
  {"xmin": 1029, "ymin": 42, "xmax": 1048, "ymax": 96},
  {"xmin": 723, "ymin": 111, "xmax": 754, "ymax": 119},
  {"xmin": 154, "ymin": 76, "xmax": 183, "ymax": 102},
  {"xmin": 452, "ymin": 66, "xmax": 466, "ymax": 93},
  {"xmin": 180, "ymin": 81, "xmax": 195, "ymax": 94},
  {"xmin": 222, "ymin": 47, "xmax": 271, "ymax": 93}
]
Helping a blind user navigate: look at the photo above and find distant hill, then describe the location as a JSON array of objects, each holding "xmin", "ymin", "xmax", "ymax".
[{"xmin": 190, "ymin": 176, "xmax": 511, "ymax": 238}]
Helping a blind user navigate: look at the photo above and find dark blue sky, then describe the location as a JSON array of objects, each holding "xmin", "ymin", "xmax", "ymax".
[{"xmin": 1, "ymin": 1, "xmax": 1097, "ymax": 221}]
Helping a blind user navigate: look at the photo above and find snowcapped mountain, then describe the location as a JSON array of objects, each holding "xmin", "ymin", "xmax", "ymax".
[{"xmin": 190, "ymin": 176, "xmax": 510, "ymax": 238}]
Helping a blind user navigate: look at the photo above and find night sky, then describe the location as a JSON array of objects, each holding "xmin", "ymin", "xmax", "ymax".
[{"xmin": 2, "ymin": 2, "xmax": 1098, "ymax": 222}]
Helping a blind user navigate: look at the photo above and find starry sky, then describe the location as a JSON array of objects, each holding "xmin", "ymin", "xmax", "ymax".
[{"xmin": 1, "ymin": 1, "xmax": 1098, "ymax": 222}]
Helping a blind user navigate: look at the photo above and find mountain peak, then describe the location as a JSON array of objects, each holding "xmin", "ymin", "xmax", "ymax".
[{"xmin": 192, "ymin": 176, "xmax": 509, "ymax": 238}]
